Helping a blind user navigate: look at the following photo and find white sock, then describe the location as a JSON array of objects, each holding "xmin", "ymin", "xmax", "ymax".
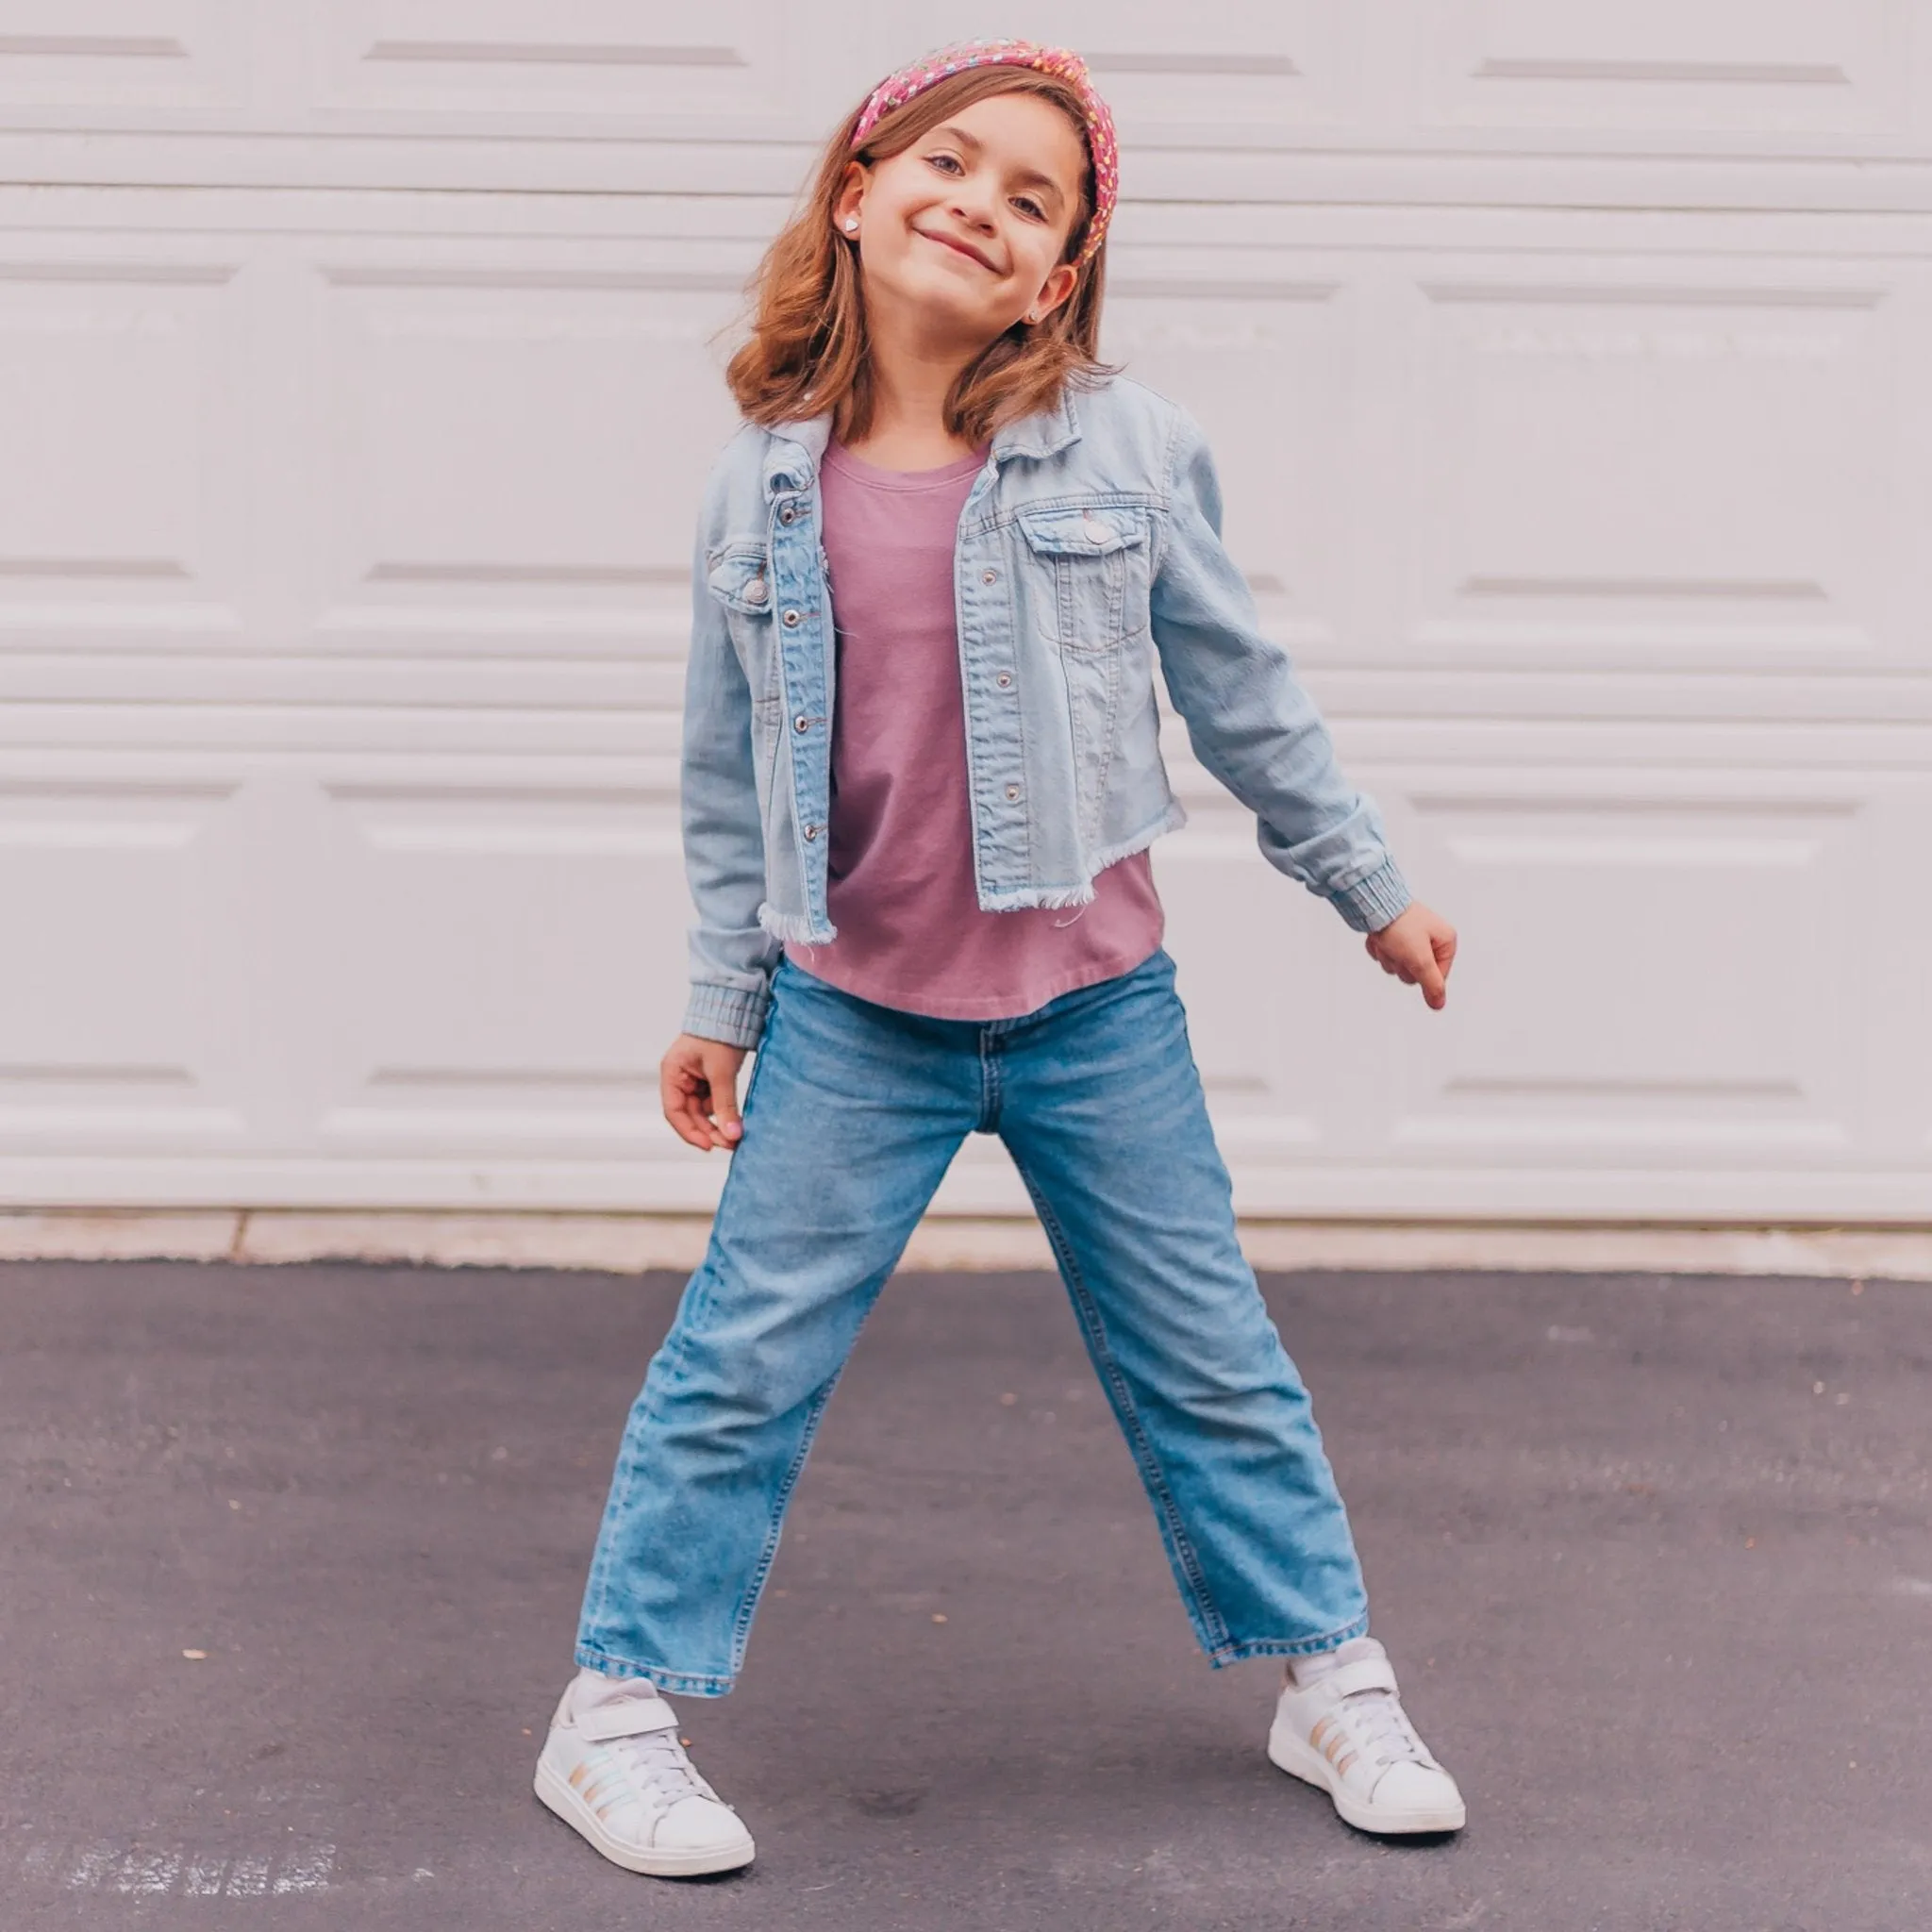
[
  {"xmin": 1287, "ymin": 1634, "xmax": 1376, "ymax": 1689},
  {"xmin": 570, "ymin": 1665, "xmax": 658, "ymax": 1715}
]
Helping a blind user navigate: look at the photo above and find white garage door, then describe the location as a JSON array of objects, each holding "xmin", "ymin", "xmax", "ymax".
[{"xmin": 2, "ymin": 5, "xmax": 1927, "ymax": 1223}]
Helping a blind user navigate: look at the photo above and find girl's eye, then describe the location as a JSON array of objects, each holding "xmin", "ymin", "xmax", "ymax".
[{"xmin": 924, "ymin": 153, "xmax": 1046, "ymax": 221}]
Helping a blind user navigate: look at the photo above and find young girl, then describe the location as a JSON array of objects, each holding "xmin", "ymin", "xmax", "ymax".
[{"xmin": 534, "ymin": 41, "xmax": 1464, "ymax": 1877}]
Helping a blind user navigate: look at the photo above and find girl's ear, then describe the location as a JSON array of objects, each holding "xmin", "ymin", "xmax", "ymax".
[
  {"xmin": 1031, "ymin": 261, "xmax": 1081, "ymax": 324},
  {"xmin": 833, "ymin": 159, "xmax": 868, "ymax": 237}
]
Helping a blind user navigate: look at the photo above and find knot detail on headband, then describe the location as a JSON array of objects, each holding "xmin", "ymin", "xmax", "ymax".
[{"xmin": 849, "ymin": 39, "xmax": 1118, "ymax": 270}]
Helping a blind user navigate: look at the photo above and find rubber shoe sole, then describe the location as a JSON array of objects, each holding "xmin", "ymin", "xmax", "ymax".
[
  {"xmin": 533, "ymin": 1757, "xmax": 756, "ymax": 1876},
  {"xmin": 1267, "ymin": 1724, "xmax": 1467, "ymax": 1836}
]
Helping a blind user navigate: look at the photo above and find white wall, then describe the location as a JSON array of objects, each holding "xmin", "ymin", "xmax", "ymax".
[{"xmin": 2, "ymin": 4, "xmax": 1928, "ymax": 1221}]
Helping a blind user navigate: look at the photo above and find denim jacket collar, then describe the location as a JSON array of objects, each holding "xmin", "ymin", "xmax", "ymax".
[{"xmin": 760, "ymin": 385, "xmax": 1083, "ymax": 498}]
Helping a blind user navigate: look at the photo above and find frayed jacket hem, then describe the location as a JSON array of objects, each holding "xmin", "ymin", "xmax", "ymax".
[
  {"xmin": 757, "ymin": 902, "xmax": 835, "ymax": 946},
  {"xmin": 975, "ymin": 804, "xmax": 1187, "ymax": 915}
]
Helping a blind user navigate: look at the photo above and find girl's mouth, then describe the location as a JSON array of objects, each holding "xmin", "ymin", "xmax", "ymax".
[{"xmin": 916, "ymin": 227, "xmax": 996, "ymax": 272}]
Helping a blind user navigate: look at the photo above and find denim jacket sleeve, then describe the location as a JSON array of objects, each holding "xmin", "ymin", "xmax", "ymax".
[
  {"xmin": 1149, "ymin": 406, "xmax": 1413, "ymax": 934},
  {"xmin": 680, "ymin": 492, "xmax": 781, "ymax": 1050}
]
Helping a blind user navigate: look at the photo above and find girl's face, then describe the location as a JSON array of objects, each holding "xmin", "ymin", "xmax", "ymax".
[{"xmin": 835, "ymin": 92, "xmax": 1088, "ymax": 350}]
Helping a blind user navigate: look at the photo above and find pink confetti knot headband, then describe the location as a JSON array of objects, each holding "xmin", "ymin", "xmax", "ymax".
[{"xmin": 849, "ymin": 39, "xmax": 1118, "ymax": 270}]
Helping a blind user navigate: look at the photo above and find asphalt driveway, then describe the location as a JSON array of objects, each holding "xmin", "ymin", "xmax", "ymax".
[{"xmin": 5, "ymin": 1257, "xmax": 1927, "ymax": 1930}]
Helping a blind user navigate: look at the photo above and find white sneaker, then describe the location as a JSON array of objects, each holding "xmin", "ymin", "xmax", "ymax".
[
  {"xmin": 533, "ymin": 1674, "xmax": 756, "ymax": 1877},
  {"xmin": 1267, "ymin": 1637, "xmax": 1466, "ymax": 1835}
]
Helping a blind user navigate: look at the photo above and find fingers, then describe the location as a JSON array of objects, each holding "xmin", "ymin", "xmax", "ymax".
[
  {"xmin": 700, "ymin": 1041, "xmax": 743, "ymax": 1148},
  {"xmin": 1417, "ymin": 952, "xmax": 1448, "ymax": 1009},
  {"xmin": 1424, "ymin": 925, "xmax": 1457, "ymax": 1007},
  {"xmin": 1367, "ymin": 926, "xmax": 1452, "ymax": 1006},
  {"xmin": 659, "ymin": 1052, "xmax": 718, "ymax": 1152},
  {"xmin": 659, "ymin": 1037, "xmax": 746, "ymax": 1152},
  {"xmin": 668, "ymin": 1058, "xmax": 714, "ymax": 1143}
]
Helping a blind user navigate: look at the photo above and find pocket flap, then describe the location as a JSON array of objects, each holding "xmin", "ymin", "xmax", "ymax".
[
  {"xmin": 1015, "ymin": 506, "xmax": 1147, "ymax": 558},
  {"xmin": 705, "ymin": 544, "xmax": 774, "ymax": 614}
]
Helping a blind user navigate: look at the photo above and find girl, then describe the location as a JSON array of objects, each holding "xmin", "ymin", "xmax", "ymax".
[{"xmin": 534, "ymin": 41, "xmax": 1464, "ymax": 1877}]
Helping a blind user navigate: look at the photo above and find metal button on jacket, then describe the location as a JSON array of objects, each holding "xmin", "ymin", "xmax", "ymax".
[
  {"xmin": 781, "ymin": 608, "xmax": 802, "ymax": 627},
  {"xmin": 981, "ymin": 567, "xmax": 998, "ymax": 585},
  {"xmin": 793, "ymin": 715, "xmax": 809, "ymax": 733},
  {"xmin": 744, "ymin": 577, "xmax": 768, "ymax": 605},
  {"xmin": 1083, "ymin": 513, "xmax": 1113, "ymax": 542}
]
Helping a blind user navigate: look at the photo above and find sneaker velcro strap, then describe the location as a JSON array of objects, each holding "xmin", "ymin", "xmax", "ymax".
[
  {"xmin": 577, "ymin": 1697, "xmax": 679, "ymax": 1742},
  {"xmin": 1327, "ymin": 1657, "xmax": 1399, "ymax": 1700}
]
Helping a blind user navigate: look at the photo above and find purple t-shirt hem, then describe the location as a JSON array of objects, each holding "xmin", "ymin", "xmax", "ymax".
[{"xmin": 787, "ymin": 926, "xmax": 1165, "ymax": 1023}]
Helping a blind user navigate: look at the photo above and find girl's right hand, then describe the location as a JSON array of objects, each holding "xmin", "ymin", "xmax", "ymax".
[{"xmin": 660, "ymin": 1034, "xmax": 749, "ymax": 1151}]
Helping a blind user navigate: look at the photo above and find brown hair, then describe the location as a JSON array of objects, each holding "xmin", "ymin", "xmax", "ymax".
[{"xmin": 723, "ymin": 65, "xmax": 1118, "ymax": 446}]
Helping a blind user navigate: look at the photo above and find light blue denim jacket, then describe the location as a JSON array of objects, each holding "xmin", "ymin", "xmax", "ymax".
[{"xmin": 681, "ymin": 374, "xmax": 1411, "ymax": 1048}]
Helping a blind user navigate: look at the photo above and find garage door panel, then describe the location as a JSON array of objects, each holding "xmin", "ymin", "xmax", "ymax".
[
  {"xmin": 0, "ymin": 3, "xmax": 246, "ymax": 115},
  {"xmin": 1104, "ymin": 278, "xmax": 1350, "ymax": 652},
  {"xmin": 0, "ymin": 776, "xmax": 250, "ymax": 1151},
  {"xmin": 310, "ymin": 0, "xmax": 809, "ymax": 130},
  {"xmin": 903, "ymin": 0, "xmax": 1355, "ymax": 137},
  {"xmin": 0, "ymin": 256, "xmax": 248, "ymax": 651},
  {"xmin": 1386, "ymin": 777, "xmax": 1862, "ymax": 1161},
  {"xmin": 314, "ymin": 260, "xmax": 741, "ymax": 668},
  {"xmin": 1402, "ymin": 275, "xmax": 1898, "ymax": 668},
  {"xmin": 1144, "ymin": 817, "xmax": 1327, "ymax": 1142},
  {"xmin": 1421, "ymin": 0, "xmax": 1908, "ymax": 138},
  {"xmin": 312, "ymin": 777, "xmax": 680, "ymax": 1160}
]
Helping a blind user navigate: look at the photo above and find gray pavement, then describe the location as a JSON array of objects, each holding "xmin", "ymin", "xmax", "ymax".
[{"xmin": 4, "ymin": 1257, "xmax": 1929, "ymax": 1931}]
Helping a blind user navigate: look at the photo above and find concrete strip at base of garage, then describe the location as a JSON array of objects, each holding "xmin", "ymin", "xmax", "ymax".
[{"xmin": 1, "ymin": 1209, "xmax": 1930, "ymax": 1282}]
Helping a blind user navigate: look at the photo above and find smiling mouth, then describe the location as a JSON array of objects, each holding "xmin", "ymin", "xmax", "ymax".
[{"xmin": 918, "ymin": 228, "xmax": 996, "ymax": 272}]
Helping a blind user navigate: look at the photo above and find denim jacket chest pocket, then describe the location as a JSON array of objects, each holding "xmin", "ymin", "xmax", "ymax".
[
  {"xmin": 1012, "ymin": 505, "xmax": 1153, "ymax": 654},
  {"xmin": 705, "ymin": 540, "xmax": 785, "ymax": 703}
]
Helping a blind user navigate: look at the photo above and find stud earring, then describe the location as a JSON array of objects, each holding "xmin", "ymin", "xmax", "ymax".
[{"xmin": 843, "ymin": 217, "xmax": 858, "ymax": 232}]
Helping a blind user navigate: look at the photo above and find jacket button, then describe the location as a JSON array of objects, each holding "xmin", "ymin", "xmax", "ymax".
[
  {"xmin": 782, "ymin": 608, "xmax": 802, "ymax": 627},
  {"xmin": 793, "ymin": 715, "xmax": 809, "ymax": 733},
  {"xmin": 745, "ymin": 577, "xmax": 768, "ymax": 605},
  {"xmin": 995, "ymin": 672, "xmax": 1013, "ymax": 689},
  {"xmin": 1005, "ymin": 784, "xmax": 1022, "ymax": 802},
  {"xmin": 803, "ymin": 824, "xmax": 819, "ymax": 841},
  {"xmin": 981, "ymin": 568, "xmax": 998, "ymax": 585},
  {"xmin": 1083, "ymin": 514, "xmax": 1112, "ymax": 542},
  {"xmin": 778, "ymin": 505, "xmax": 796, "ymax": 525}
]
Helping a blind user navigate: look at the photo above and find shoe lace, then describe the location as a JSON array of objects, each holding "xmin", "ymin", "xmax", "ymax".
[
  {"xmin": 597, "ymin": 1716, "xmax": 708, "ymax": 1807},
  {"xmin": 1337, "ymin": 1688, "xmax": 1431, "ymax": 1771}
]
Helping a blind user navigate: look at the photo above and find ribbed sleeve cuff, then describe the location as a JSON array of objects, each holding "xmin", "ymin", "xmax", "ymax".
[
  {"xmin": 682, "ymin": 979, "xmax": 770, "ymax": 1050},
  {"xmin": 1330, "ymin": 855, "xmax": 1413, "ymax": 934}
]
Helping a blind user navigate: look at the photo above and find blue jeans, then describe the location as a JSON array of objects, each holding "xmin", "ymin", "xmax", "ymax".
[{"xmin": 575, "ymin": 949, "xmax": 1369, "ymax": 1695}]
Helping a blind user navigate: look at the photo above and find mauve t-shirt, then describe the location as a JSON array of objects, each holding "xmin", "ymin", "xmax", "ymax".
[{"xmin": 783, "ymin": 439, "xmax": 1164, "ymax": 1020}]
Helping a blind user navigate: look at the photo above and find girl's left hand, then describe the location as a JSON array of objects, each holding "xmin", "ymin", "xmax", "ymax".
[{"xmin": 1364, "ymin": 902, "xmax": 1457, "ymax": 1010}]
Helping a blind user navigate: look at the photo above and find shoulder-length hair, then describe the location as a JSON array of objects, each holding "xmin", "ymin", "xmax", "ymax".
[{"xmin": 724, "ymin": 65, "xmax": 1118, "ymax": 446}]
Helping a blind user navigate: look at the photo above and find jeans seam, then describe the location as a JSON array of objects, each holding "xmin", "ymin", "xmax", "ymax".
[
  {"xmin": 724, "ymin": 1367, "xmax": 847, "ymax": 1682},
  {"xmin": 578, "ymin": 1279, "xmax": 705, "ymax": 1649},
  {"xmin": 578, "ymin": 1133, "xmax": 741, "ymax": 1651},
  {"xmin": 1012, "ymin": 1156, "xmax": 1236, "ymax": 1661},
  {"xmin": 976, "ymin": 1028, "xmax": 1002, "ymax": 1134}
]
